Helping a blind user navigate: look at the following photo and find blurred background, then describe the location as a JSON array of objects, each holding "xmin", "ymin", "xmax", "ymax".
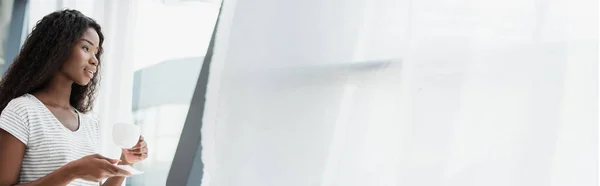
[{"xmin": 0, "ymin": 0, "xmax": 598, "ymax": 186}]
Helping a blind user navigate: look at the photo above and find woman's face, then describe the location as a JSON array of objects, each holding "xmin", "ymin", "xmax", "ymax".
[{"xmin": 61, "ymin": 27, "xmax": 100, "ymax": 86}]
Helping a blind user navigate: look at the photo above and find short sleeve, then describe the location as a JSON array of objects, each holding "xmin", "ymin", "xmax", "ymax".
[{"xmin": 0, "ymin": 101, "xmax": 29, "ymax": 145}]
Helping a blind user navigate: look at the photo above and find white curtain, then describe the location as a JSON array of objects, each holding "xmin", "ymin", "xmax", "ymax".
[
  {"xmin": 28, "ymin": 0, "xmax": 137, "ymax": 160},
  {"xmin": 0, "ymin": 0, "xmax": 13, "ymax": 67},
  {"xmin": 87, "ymin": 0, "xmax": 137, "ymax": 161},
  {"xmin": 202, "ymin": 0, "xmax": 598, "ymax": 186}
]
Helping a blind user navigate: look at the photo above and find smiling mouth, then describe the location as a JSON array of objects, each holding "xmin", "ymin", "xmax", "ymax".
[{"xmin": 85, "ymin": 69, "xmax": 95, "ymax": 77}]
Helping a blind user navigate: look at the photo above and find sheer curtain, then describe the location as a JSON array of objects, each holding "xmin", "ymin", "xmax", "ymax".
[
  {"xmin": 0, "ymin": 0, "xmax": 13, "ymax": 67},
  {"xmin": 201, "ymin": 0, "xmax": 598, "ymax": 186}
]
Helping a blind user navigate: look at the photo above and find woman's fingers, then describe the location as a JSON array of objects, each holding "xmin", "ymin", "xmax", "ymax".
[
  {"xmin": 121, "ymin": 136, "xmax": 148, "ymax": 162},
  {"xmin": 128, "ymin": 141, "xmax": 147, "ymax": 151},
  {"xmin": 103, "ymin": 162, "xmax": 132, "ymax": 177},
  {"xmin": 131, "ymin": 148, "xmax": 147, "ymax": 154},
  {"xmin": 93, "ymin": 154, "xmax": 120, "ymax": 164},
  {"xmin": 131, "ymin": 153, "xmax": 148, "ymax": 159},
  {"xmin": 126, "ymin": 146, "xmax": 147, "ymax": 154},
  {"xmin": 113, "ymin": 168, "xmax": 132, "ymax": 177}
]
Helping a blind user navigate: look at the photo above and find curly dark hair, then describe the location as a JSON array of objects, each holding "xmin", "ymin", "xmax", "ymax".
[{"xmin": 0, "ymin": 9, "xmax": 103, "ymax": 113}]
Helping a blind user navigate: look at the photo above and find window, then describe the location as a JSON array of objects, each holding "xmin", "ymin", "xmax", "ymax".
[{"xmin": 129, "ymin": 1, "xmax": 220, "ymax": 185}]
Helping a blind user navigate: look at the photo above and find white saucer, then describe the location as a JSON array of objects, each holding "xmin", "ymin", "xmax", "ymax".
[{"xmin": 115, "ymin": 165, "xmax": 144, "ymax": 176}]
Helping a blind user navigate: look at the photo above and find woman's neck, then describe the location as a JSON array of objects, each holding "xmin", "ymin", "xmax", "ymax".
[{"xmin": 33, "ymin": 74, "xmax": 73, "ymax": 108}]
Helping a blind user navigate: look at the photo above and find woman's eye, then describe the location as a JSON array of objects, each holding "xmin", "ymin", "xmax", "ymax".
[{"xmin": 82, "ymin": 46, "xmax": 90, "ymax": 51}]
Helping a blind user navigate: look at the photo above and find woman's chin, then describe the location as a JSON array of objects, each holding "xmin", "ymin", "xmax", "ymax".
[{"xmin": 74, "ymin": 79, "xmax": 91, "ymax": 86}]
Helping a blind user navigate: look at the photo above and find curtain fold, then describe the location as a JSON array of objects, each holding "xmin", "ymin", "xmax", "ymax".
[
  {"xmin": 90, "ymin": 0, "xmax": 138, "ymax": 160},
  {"xmin": 202, "ymin": 0, "xmax": 598, "ymax": 186},
  {"xmin": 0, "ymin": 0, "xmax": 13, "ymax": 67}
]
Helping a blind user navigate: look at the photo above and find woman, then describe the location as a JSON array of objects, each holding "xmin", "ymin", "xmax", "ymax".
[{"xmin": 0, "ymin": 9, "xmax": 148, "ymax": 186}]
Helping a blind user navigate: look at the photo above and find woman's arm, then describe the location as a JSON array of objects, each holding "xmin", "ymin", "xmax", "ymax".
[
  {"xmin": 0, "ymin": 130, "xmax": 129, "ymax": 186},
  {"xmin": 101, "ymin": 176, "xmax": 125, "ymax": 186},
  {"xmin": 0, "ymin": 129, "xmax": 77, "ymax": 186}
]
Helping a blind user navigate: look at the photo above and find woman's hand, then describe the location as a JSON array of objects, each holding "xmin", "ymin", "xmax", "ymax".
[
  {"xmin": 65, "ymin": 154, "xmax": 131, "ymax": 182},
  {"xmin": 120, "ymin": 136, "xmax": 148, "ymax": 165}
]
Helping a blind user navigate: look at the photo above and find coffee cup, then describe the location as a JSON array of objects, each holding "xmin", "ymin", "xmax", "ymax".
[{"xmin": 112, "ymin": 122, "xmax": 141, "ymax": 149}]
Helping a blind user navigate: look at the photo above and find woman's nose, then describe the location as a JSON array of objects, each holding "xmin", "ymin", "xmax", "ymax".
[{"xmin": 89, "ymin": 55, "xmax": 98, "ymax": 66}]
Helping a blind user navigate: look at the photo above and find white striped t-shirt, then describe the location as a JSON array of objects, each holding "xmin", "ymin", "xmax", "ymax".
[{"xmin": 0, "ymin": 94, "xmax": 101, "ymax": 186}]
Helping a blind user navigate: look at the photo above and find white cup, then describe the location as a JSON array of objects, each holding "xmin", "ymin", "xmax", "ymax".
[{"xmin": 112, "ymin": 123, "xmax": 141, "ymax": 149}]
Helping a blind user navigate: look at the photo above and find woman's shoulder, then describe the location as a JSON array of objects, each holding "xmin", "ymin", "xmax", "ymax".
[{"xmin": 4, "ymin": 94, "xmax": 40, "ymax": 112}]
